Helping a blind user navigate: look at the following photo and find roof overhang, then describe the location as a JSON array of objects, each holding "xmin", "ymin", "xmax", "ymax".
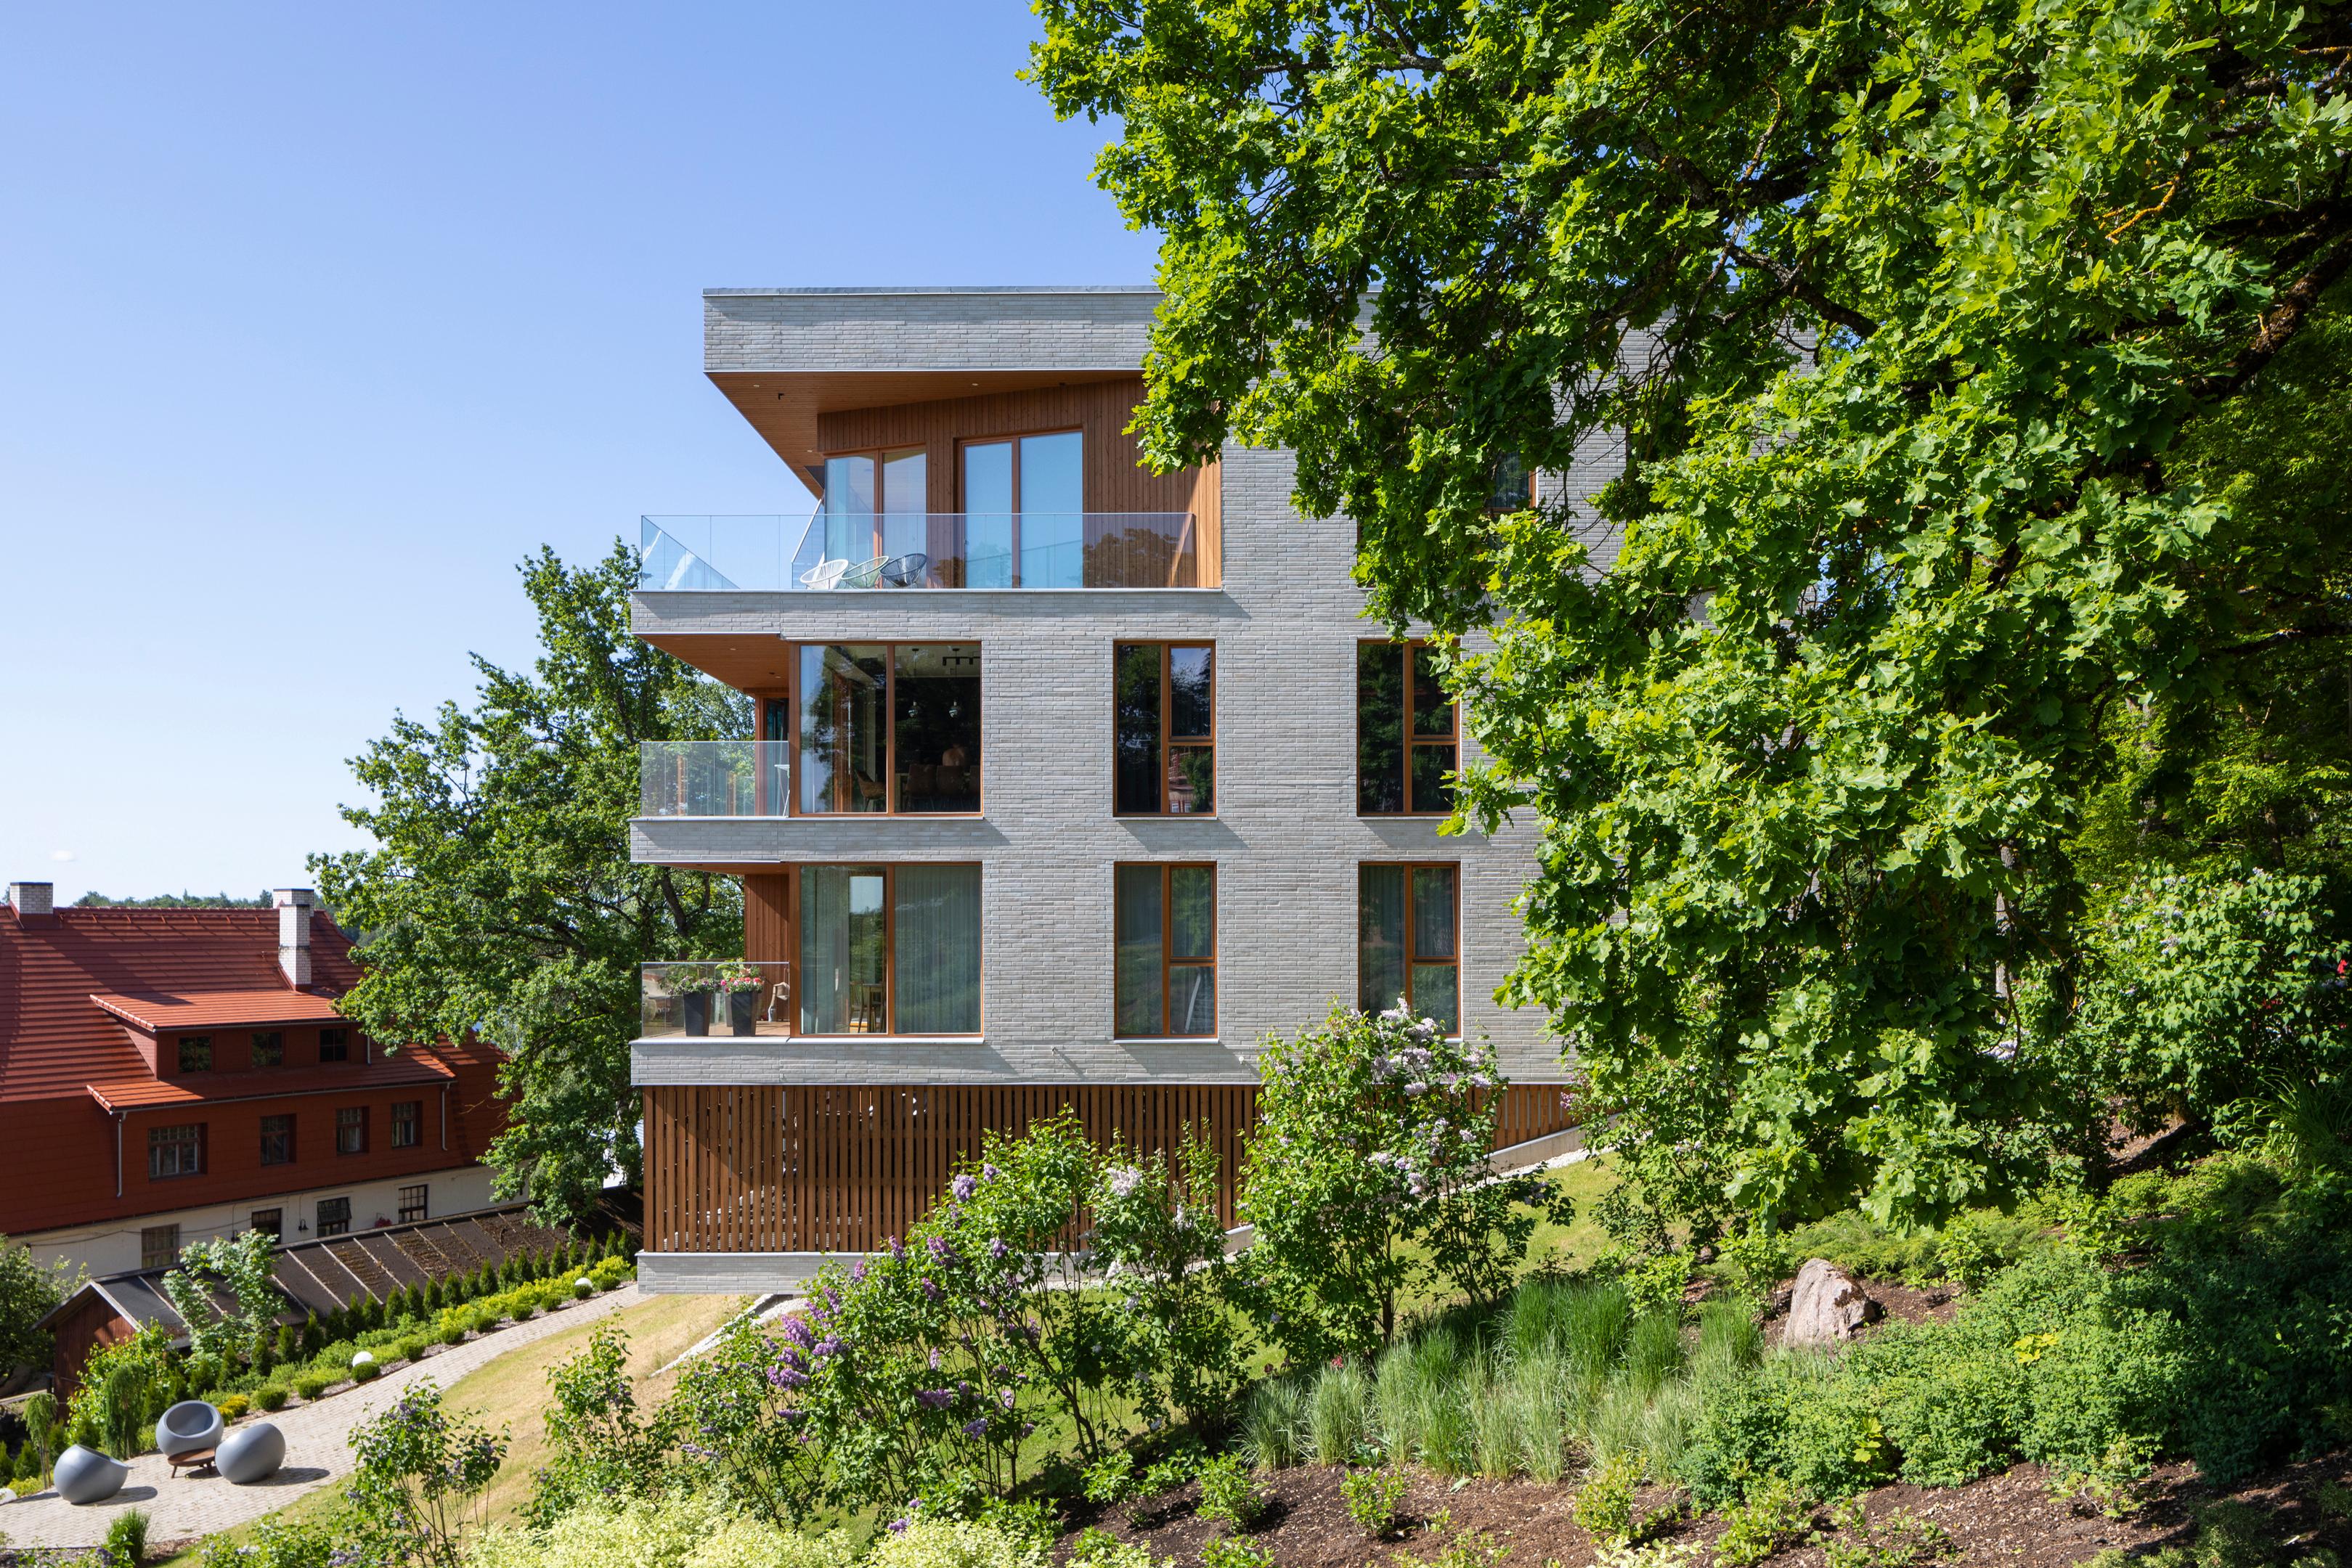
[
  {"xmin": 709, "ymin": 367, "xmax": 1142, "ymax": 491},
  {"xmin": 90, "ymin": 989, "xmax": 349, "ymax": 1034}
]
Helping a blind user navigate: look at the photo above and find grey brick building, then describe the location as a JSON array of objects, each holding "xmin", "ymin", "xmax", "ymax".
[{"xmin": 629, "ymin": 287, "xmax": 1583, "ymax": 1294}]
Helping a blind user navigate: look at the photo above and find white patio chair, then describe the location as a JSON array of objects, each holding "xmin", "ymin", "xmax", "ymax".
[{"xmin": 798, "ymin": 558, "xmax": 850, "ymax": 591}]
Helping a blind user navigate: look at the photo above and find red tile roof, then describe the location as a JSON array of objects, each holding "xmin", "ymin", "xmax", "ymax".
[
  {"xmin": 85, "ymin": 1053, "xmax": 454, "ymax": 1111},
  {"xmin": 90, "ymin": 989, "xmax": 351, "ymax": 1032},
  {"xmin": 0, "ymin": 905, "xmax": 364, "ymax": 1106}
]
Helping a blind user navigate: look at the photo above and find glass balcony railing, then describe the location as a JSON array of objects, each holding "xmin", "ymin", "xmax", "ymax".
[
  {"xmin": 636, "ymin": 512, "xmax": 1206, "ymax": 592},
  {"xmin": 640, "ymin": 740, "xmax": 790, "ymax": 819},
  {"xmin": 640, "ymin": 960, "xmax": 794, "ymax": 1040}
]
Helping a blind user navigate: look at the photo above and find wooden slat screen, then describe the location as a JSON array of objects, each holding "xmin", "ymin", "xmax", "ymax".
[{"xmin": 644, "ymin": 1082, "xmax": 1582, "ymax": 1255}]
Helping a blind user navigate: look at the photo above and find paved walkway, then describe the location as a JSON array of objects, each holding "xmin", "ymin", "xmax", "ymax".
[{"xmin": 0, "ymin": 1284, "xmax": 646, "ymax": 1548}]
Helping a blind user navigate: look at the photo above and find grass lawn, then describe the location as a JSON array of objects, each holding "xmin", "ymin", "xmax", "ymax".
[{"xmin": 153, "ymin": 1289, "xmax": 750, "ymax": 1566}]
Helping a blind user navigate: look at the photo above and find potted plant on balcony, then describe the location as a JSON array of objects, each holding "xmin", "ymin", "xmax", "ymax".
[
  {"xmin": 675, "ymin": 965, "xmax": 717, "ymax": 1037},
  {"xmin": 718, "ymin": 962, "xmax": 764, "ymax": 1037}
]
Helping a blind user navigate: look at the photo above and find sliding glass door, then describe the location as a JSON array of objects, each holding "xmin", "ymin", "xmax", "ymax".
[
  {"xmin": 961, "ymin": 430, "xmax": 1083, "ymax": 588},
  {"xmin": 799, "ymin": 864, "xmax": 982, "ymax": 1035}
]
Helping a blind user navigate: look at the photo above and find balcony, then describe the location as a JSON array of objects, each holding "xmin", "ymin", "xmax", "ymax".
[
  {"xmin": 637, "ymin": 511, "xmax": 1205, "ymax": 592},
  {"xmin": 640, "ymin": 961, "xmax": 795, "ymax": 1040},
  {"xmin": 640, "ymin": 740, "xmax": 790, "ymax": 819}
]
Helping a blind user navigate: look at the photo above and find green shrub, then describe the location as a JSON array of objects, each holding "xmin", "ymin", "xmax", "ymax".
[
  {"xmin": 866, "ymin": 1519, "xmax": 1046, "ymax": 1568},
  {"xmin": 395, "ymin": 1336, "xmax": 428, "ymax": 1364},
  {"xmin": 441, "ymin": 1320, "xmax": 469, "ymax": 1346},
  {"xmin": 254, "ymin": 1384, "xmax": 290, "ymax": 1413},
  {"xmin": 292, "ymin": 1371, "xmax": 332, "ymax": 1400},
  {"xmin": 1340, "ymin": 1464, "xmax": 1409, "ymax": 1538},
  {"xmin": 216, "ymin": 1393, "xmax": 251, "ymax": 1421},
  {"xmin": 1197, "ymin": 1540, "xmax": 1272, "ymax": 1568},
  {"xmin": 105, "ymin": 1506, "xmax": 152, "ymax": 1565},
  {"xmin": 1574, "ymin": 1452, "xmax": 1642, "ymax": 1546},
  {"xmin": 1714, "ymin": 1475, "xmax": 1816, "ymax": 1568},
  {"xmin": 1195, "ymin": 1453, "xmax": 1266, "ymax": 1532},
  {"xmin": 351, "ymin": 1358, "xmax": 381, "ymax": 1384},
  {"xmin": 471, "ymin": 1308, "xmax": 499, "ymax": 1334}
]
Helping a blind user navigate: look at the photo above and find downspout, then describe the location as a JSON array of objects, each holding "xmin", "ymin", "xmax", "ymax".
[
  {"xmin": 113, "ymin": 1109, "xmax": 126, "ymax": 1199},
  {"xmin": 440, "ymin": 1082, "xmax": 449, "ymax": 1151}
]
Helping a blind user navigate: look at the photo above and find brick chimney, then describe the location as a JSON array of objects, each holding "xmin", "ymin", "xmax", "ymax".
[
  {"xmin": 7, "ymin": 881, "xmax": 54, "ymax": 918},
  {"xmin": 274, "ymin": 887, "xmax": 314, "ymax": 988}
]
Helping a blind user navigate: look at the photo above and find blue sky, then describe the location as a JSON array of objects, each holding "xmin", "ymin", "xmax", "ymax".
[{"xmin": 0, "ymin": 3, "xmax": 1157, "ymax": 902}]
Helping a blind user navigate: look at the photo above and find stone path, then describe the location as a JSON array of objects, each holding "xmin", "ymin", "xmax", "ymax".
[{"xmin": 0, "ymin": 1284, "xmax": 645, "ymax": 1548}]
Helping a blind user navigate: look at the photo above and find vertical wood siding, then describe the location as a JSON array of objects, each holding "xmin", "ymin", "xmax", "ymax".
[{"xmin": 643, "ymin": 1082, "xmax": 1580, "ymax": 1254}]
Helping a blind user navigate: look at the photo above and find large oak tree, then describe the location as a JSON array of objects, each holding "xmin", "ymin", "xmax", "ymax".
[{"xmin": 1030, "ymin": 0, "xmax": 2352, "ymax": 1233}]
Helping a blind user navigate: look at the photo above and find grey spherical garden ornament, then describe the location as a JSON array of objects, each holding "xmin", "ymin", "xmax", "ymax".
[
  {"xmin": 52, "ymin": 1445, "xmax": 131, "ymax": 1505},
  {"xmin": 217, "ymin": 1420, "xmax": 286, "ymax": 1484}
]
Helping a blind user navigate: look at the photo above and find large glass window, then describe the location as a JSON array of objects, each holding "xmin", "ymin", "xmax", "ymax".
[
  {"xmin": 1114, "ymin": 643, "xmax": 1214, "ymax": 814},
  {"xmin": 1359, "ymin": 863, "xmax": 1460, "ymax": 1035},
  {"xmin": 148, "ymin": 1124, "xmax": 204, "ymax": 1180},
  {"xmin": 961, "ymin": 430, "xmax": 1083, "ymax": 588},
  {"xmin": 1115, "ymin": 864, "xmax": 1217, "ymax": 1037},
  {"xmin": 799, "ymin": 865, "xmax": 982, "ymax": 1035},
  {"xmin": 822, "ymin": 447, "xmax": 927, "ymax": 566},
  {"xmin": 793, "ymin": 643, "xmax": 980, "ymax": 814},
  {"xmin": 1358, "ymin": 642, "xmax": 1459, "ymax": 814}
]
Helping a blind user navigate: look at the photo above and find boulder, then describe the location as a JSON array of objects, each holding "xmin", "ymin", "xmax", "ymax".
[{"xmin": 1783, "ymin": 1257, "xmax": 1883, "ymax": 1347}]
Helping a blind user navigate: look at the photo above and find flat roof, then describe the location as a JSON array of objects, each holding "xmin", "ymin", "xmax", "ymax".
[{"xmin": 702, "ymin": 285, "xmax": 1158, "ymax": 297}]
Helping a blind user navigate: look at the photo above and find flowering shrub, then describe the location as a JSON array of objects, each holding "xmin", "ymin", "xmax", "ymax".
[
  {"xmin": 1237, "ymin": 1003, "xmax": 1566, "ymax": 1362},
  {"xmin": 342, "ymin": 1381, "xmax": 507, "ymax": 1568},
  {"xmin": 660, "ymin": 1313, "xmax": 823, "ymax": 1524},
  {"xmin": 525, "ymin": 1323, "xmax": 666, "ymax": 1527},
  {"xmin": 1088, "ymin": 1130, "xmax": 1245, "ymax": 1427}
]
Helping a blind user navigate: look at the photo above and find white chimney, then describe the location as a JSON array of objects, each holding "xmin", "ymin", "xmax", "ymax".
[
  {"xmin": 8, "ymin": 881, "xmax": 54, "ymax": 916},
  {"xmin": 274, "ymin": 887, "xmax": 314, "ymax": 988}
]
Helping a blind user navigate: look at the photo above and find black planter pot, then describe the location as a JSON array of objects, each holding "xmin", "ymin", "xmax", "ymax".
[
  {"xmin": 680, "ymin": 989, "xmax": 715, "ymax": 1037},
  {"xmin": 728, "ymin": 990, "xmax": 757, "ymax": 1037}
]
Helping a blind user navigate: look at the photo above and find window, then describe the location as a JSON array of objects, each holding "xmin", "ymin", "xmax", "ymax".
[
  {"xmin": 391, "ymin": 1100, "xmax": 421, "ymax": 1149},
  {"xmin": 141, "ymin": 1224, "xmax": 181, "ymax": 1270},
  {"xmin": 259, "ymin": 1114, "xmax": 294, "ymax": 1166},
  {"xmin": 148, "ymin": 1124, "xmax": 204, "ymax": 1180},
  {"xmin": 177, "ymin": 1035, "xmax": 212, "ymax": 1074},
  {"xmin": 336, "ymin": 1106, "xmax": 367, "ymax": 1156},
  {"xmin": 1114, "ymin": 864, "xmax": 1217, "ymax": 1037},
  {"xmin": 786, "ymin": 643, "xmax": 981, "ymax": 814},
  {"xmin": 317, "ymin": 1196, "xmax": 351, "ymax": 1238},
  {"xmin": 397, "ymin": 1184, "xmax": 429, "ymax": 1225},
  {"xmin": 1359, "ymin": 864, "xmax": 1460, "ymax": 1036},
  {"xmin": 250, "ymin": 1208, "xmax": 283, "ymax": 1241},
  {"xmin": 821, "ymin": 446, "xmax": 929, "ymax": 571},
  {"xmin": 798, "ymin": 865, "xmax": 982, "ymax": 1035},
  {"xmin": 1488, "ymin": 452, "xmax": 1534, "ymax": 512},
  {"xmin": 317, "ymin": 1027, "xmax": 349, "ymax": 1063},
  {"xmin": 251, "ymin": 1031, "xmax": 283, "ymax": 1069},
  {"xmin": 961, "ymin": 429, "xmax": 1083, "ymax": 587},
  {"xmin": 1358, "ymin": 642, "xmax": 1459, "ymax": 815},
  {"xmin": 1114, "ymin": 643, "xmax": 1214, "ymax": 814}
]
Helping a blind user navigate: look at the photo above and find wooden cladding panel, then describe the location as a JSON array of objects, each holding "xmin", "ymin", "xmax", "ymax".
[
  {"xmin": 643, "ymin": 1081, "xmax": 1582, "ymax": 1255},
  {"xmin": 815, "ymin": 380, "xmax": 1220, "ymax": 589},
  {"xmin": 744, "ymin": 873, "xmax": 791, "ymax": 965}
]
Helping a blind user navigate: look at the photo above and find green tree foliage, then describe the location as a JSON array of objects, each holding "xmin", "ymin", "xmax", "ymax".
[
  {"xmin": 1238, "ymin": 1005, "xmax": 1561, "ymax": 1362},
  {"xmin": 525, "ymin": 1323, "xmax": 665, "ymax": 1527},
  {"xmin": 343, "ymin": 1381, "xmax": 507, "ymax": 1568},
  {"xmin": 159, "ymin": 1228, "xmax": 281, "ymax": 1368},
  {"xmin": 314, "ymin": 542, "xmax": 746, "ymax": 1222},
  {"xmin": 1030, "ymin": 0, "xmax": 2352, "ymax": 1231},
  {"xmin": 0, "ymin": 1233, "xmax": 76, "ymax": 1374}
]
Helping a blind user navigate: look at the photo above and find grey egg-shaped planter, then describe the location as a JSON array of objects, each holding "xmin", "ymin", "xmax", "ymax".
[
  {"xmin": 217, "ymin": 1421, "xmax": 285, "ymax": 1484},
  {"xmin": 156, "ymin": 1399, "xmax": 224, "ymax": 1458},
  {"xmin": 53, "ymin": 1445, "xmax": 131, "ymax": 1504}
]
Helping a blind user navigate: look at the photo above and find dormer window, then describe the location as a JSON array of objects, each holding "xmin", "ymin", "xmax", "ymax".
[
  {"xmin": 251, "ymin": 1031, "xmax": 283, "ymax": 1069},
  {"xmin": 318, "ymin": 1028, "xmax": 349, "ymax": 1063},
  {"xmin": 177, "ymin": 1035, "xmax": 212, "ymax": 1074}
]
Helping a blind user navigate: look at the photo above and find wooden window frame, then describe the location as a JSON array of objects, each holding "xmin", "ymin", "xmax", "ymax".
[
  {"xmin": 819, "ymin": 445, "xmax": 929, "ymax": 563},
  {"xmin": 141, "ymin": 1223, "xmax": 182, "ymax": 1269},
  {"xmin": 390, "ymin": 1100, "xmax": 422, "ymax": 1149},
  {"xmin": 317, "ymin": 1027, "xmax": 349, "ymax": 1063},
  {"xmin": 957, "ymin": 426, "xmax": 1086, "ymax": 588},
  {"xmin": 1113, "ymin": 642, "xmax": 1216, "ymax": 817},
  {"xmin": 792, "ymin": 863, "xmax": 985, "ymax": 1040},
  {"xmin": 1486, "ymin": 452, "xmax": 1537, "ymax": 513},
  {"xmin": 1115, "ymin": 862, "xmax": 1219, "ymax": 1039},
  {"xmin": 396, "ymin": 1183, "xmax": 429, "ymax": 1225},
  {"xmin": 1359, "ymin": 862, "xmax": 1463, "ymax": 1037},
  {"xmin": 316, "ymin": 1196, "xmax": 352, "ymax": 1238},
  {"xmin": 251, "ymin": 1030, "xmax": 283, "ymax": 1069},
  {"xmin": 336, "ymin": 1106, "xmax": 368, "ymax": 1156},
  {"xmin": 176, "ymin": 1034, "xmax": 212, "ymax": 1074},
  {"xmin": 147, "ymin": 1124, "xmax": 204, "ymax": 1181},
  {"xmin": 259, "ymin": 1114, "xmax": 295, "ymax": 1167},
  {"xmin": 250, "ymin": 1208, "xmax": 283, "ymax": 1241},
  {"xmin": 1357, "ymin": 639, "xmax": 1461, "ymax": 817},
  {"xmin": 772, "ymin": 642, "xmax": 984, "ymax": 817}
]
